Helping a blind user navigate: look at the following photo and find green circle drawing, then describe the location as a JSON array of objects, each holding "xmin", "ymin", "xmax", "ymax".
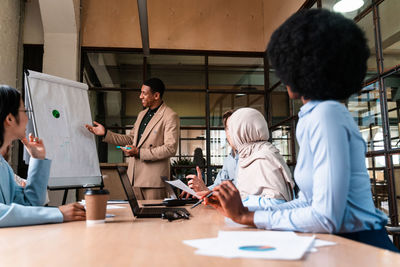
[{"xmin": 52, "ymin": 110, "xmax": 60, "ymax": 118}]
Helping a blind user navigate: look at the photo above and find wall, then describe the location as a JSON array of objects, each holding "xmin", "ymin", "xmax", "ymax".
[
  {"xmin": 39, "ymin": 0, "xmax": 80, "ymax": 81},
  {"xmin": 147, "ymin": 0, "xmax": 265, "ymax": 51},
  {"xmin": 81, "ymin": 0, "xmax": 306, "ymax": 52},
  {"xmin": 262, "ymin": 0, "xmax": 304, "ymax": 50},
  {"xmin": 0, "ymin": 0, "xmax": 23, "ymax": 172},
  {"xmin": 23, "ymin": 0, "xmax": 81, "ymax": 79},
  {"xmin": 379, "ymin": 0, "xmax": 400, "ymax": 47},
  {"xmin": 81, "ymin": 0, "xmax": 142, "ymax": 48},
  {"xmin": 42, "ymin": 32, "xmax": 79, "ymax": 80},
  {"xmin": 379, "ymin": 0, "xmax": 400, "ymax": 70},
  {"xmin": 23, "ymin": 0, "xmax": 44, "ymax": 44},
  {"xmin": 0, "ymin": 0, "xmax": 21, "ymax": 87}
]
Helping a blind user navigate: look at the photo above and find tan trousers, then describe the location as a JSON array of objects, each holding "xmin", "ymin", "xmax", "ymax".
[{"xmin": 133, "ymin": 187, "xmax": 167, "ymax": 200}]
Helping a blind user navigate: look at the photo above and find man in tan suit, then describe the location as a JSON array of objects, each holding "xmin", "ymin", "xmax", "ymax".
[{"xmin": 85, "ymin": 78, "xmax": 179, "ymax": 200}]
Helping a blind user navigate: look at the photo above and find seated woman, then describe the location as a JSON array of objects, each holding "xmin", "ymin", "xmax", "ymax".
[
  {"xmin": 2, "ymin": 144, "xmax": 50, "ymax": 203},
  {"xmin": 0, "ymin": 85, "xmax": 85, "ymax": 227},
  {"xmin": 200, "ymin": 9, "xmax": 398, "ymax": 252},
  {"xmin": 226, "ymin": 108, "xmax": 294, "ymax": 206},
  {"xmin": 189, "ymin": 108, "xmax": 294, "ymax": 206}
]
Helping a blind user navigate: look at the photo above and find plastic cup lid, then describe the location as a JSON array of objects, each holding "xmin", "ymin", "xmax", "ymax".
[{"xmin": 84, "ymin": 189, "xmax": 109, "ymax": 195}]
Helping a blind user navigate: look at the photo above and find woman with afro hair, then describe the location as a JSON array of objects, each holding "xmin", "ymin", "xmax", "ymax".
[{"xmin": 199, "ymin": 9, "xmax": 398, "ymax": 252}]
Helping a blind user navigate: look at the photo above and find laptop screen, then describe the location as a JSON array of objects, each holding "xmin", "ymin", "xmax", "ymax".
[
  {"xmin": 117, "ymin": 166, "xmax": 141, "ymax": 215},
  {"xmin": 161, "ymin": 176, "xmax": 177, "ymax": 199}
]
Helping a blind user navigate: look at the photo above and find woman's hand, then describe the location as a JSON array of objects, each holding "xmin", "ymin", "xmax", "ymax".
[
  {"xmin": 186, "ymin": 166, "xmax": 208, "ymax": 192},
  {"xmin": 197, "ymin": 189, "xmax": 222, "ymax": 209},
  {"xmin": 201, "ymin": 181, "xmax": 255, "ymax": 226},
  {"xmin": 21, "ymin": 133, "xmax": 46, "ymax": 160},
  {"xmin": 59, "ymin": 203, "xmax": 86, "ymax": 222}
]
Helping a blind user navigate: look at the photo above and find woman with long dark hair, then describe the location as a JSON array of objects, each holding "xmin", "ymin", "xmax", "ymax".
[{"xmin": 0, "ymin": 85, "xmax": 85, "ymax": 227}]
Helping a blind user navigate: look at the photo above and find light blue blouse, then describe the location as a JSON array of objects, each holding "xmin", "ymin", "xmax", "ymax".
[
  {"xmin": 208, "ymin": 150, "xmax": 238, "ymax": 190},
  {"xmin": 253, "ymin": 100, "xmax": 387, "ymax": 233},
  {"xmin": 0, "ymin": 155, "xmax": 63, "ymax": 227}
]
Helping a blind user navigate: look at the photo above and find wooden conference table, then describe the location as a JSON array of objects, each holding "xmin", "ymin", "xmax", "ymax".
[{"xmin": 0, "ymin": 202, "xmax": 399, "ymax": 267}]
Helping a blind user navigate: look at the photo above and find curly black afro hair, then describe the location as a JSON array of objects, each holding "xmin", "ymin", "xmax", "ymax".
[{"xmin": 267, "ymin": 9, "xmax": 370, "ymax": 100}]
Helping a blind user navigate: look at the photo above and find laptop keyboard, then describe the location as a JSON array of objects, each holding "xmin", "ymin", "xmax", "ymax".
[{"xmin": 141, "ymin": 207, "xmax": 189, "ymax": 215}]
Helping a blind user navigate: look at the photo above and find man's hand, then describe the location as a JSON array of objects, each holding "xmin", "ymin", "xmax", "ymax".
[
  {"xmin": 186, "ymin": 166, "xmax": 208, "ymax": 192},
  {"xmin": 121, "ymin": 145, "xmax": 139, "ymax": 157},
  {"xmin": 201, "ymin": 181, "xmax": 255, "ymax": 226},
  {"xmin": 85, "ymin": 121, "xmax": 105, "ymax": 136},
  {"xmin": 59, "ymin": 203, "xmax": 86, "ymax": 222},
  {"xmin": 179, "ymin": 191, "xmax": 194, "ymax": 199},
  {"xmin": 20, "ymin": 133, "xmax": 46, "ymax": 160}
]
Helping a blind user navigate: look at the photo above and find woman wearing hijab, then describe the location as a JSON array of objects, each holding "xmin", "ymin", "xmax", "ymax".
[{"xmin": 227, "ymin": 108, "xmax": 294, "ymax": 206}]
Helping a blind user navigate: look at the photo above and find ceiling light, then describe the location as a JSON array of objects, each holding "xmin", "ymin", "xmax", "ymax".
[{"xmin": 333, "ymin": 0, "xmax": 364, "ymax": 13}]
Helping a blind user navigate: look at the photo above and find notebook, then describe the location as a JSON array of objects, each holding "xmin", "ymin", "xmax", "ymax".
[{"xmin": 117, "ymin": 166, "xmax": 190, "ymax": 218}]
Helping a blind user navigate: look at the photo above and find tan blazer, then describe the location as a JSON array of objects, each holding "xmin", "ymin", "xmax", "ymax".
[{"xmin": 103, "ymin": 103, "xmax": 180, "ymax": 187}]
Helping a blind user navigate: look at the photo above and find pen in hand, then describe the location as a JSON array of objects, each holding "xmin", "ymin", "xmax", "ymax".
[{"xmin": 191, "ymin": 191, "xmax": 213, "ymax": 209}]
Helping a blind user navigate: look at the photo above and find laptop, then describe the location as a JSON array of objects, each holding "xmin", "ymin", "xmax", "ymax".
[
  {"xmin": 140, "ymin": 176, "xmax": 197, "ymax": 206},
  {"xmin": 117, "ymin": 166, "xmax": 190, "ymax": 218}
]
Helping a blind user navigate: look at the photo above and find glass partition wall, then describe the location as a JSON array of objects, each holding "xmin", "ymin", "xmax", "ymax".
[{"xmin": 82, "ymin": 50, "xmax": 266, "ymax": 185}]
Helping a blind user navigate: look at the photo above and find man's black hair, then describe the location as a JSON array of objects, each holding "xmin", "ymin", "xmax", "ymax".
[
  {"xmin": 143, "ymin": 78, "xmax": 166, "ymax": 98},
  {"xmin": 267, "ymin": 9, "xmax": 370, "ymax": 100}
]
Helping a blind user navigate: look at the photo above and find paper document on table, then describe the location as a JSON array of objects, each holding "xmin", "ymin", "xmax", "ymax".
[
  {"xmin": 218, "ymin": 230, "xmax": 297, "ymax": 240},
  {"xmin": 184, "ymin": 230, "xmax": 315, "ymax": 260},
  {"xmin": 307, "ymin": 239, "xmax": 336, "ymax": 252},
  {"xmin": 313, "ymin": 239, "xmax": 336, "ymax": 248},
  {"xmin": 183, "ymin": 238, "xmax": 219, "ymax": 249},
  {"xmin": 165, "ymin": 180, "xmax": 199, "ymax": 198},
  {"xmin": 224, "ymin": 217, "xmax": 250, "ymax": 228}
]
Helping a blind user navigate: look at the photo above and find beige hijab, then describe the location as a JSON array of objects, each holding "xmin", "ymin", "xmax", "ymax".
[{"xmin": 228, "ymin": 108, "xmax": 294, "ymax": 201}]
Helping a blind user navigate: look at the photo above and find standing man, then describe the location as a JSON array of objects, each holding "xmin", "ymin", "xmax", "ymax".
[{"xmin": 86, "ymin": 78, "xmax": 180, "ymax": 200}]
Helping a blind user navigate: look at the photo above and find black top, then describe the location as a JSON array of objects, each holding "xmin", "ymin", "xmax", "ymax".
[{"xmin": 137, "ymin": 103, "xmax": 162, "ymax": 145}]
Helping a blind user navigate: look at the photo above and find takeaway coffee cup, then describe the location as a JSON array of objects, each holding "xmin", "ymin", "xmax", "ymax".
[{"xmin": 85, "ymin": 189, "xmax": 109, "ymax": 225}]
